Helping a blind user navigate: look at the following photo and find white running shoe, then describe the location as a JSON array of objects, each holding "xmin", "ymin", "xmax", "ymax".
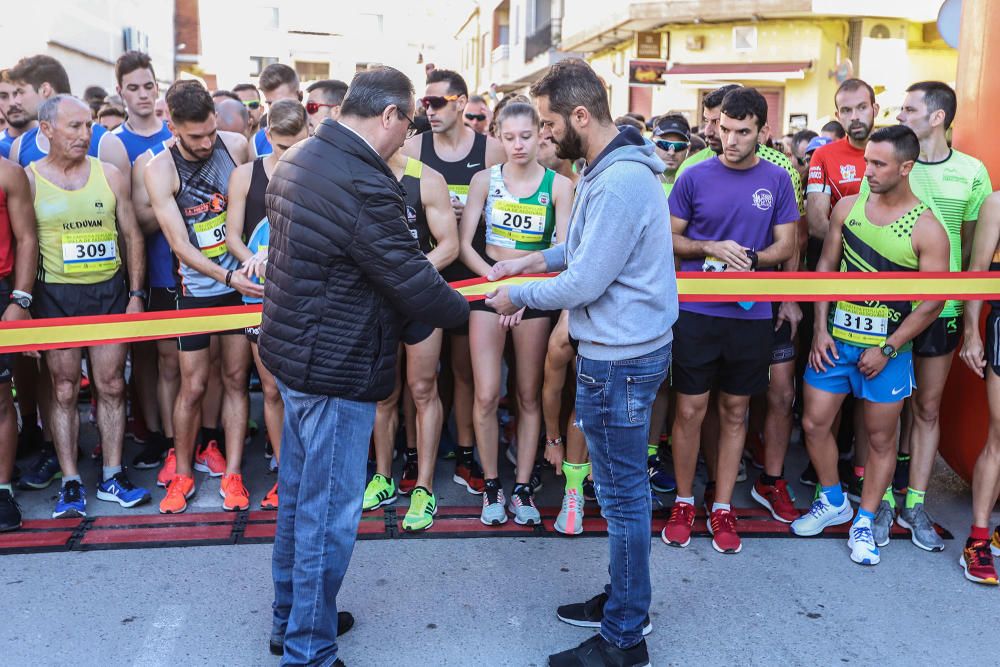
[
  {"xmin": 848, "ymin": 517, "xmax": 881, "ymax": 565},
  {"xmin": 554, "ymin": 489, "xmax": 585, "ymax": 535},
  {"xmin": 791, "ymin": 492, "xmax": 853, "ymax": 536}
]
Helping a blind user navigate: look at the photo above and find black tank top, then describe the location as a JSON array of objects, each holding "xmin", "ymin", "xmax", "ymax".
[
  {"xmin": 420, "ymin": 130, "xmax": 488, "ymax": 281},
  {"xmin": 400, "ymin": 158, "xmax": 433, "ymax": 255},
  {"xmin": 991, "ymin": 248, "xmax": 1000, "ymax": 310},
  {"xmin": 245, "ymin": 157, "xmax": 269, "ymax": 241}
]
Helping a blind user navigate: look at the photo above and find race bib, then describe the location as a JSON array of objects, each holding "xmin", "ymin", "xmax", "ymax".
[
  {"xmin": 194, "ymin": 213, "xmax": 227, "ymax": 258},
  {"xmin": 255, "ymin": 245, "xmax": 267, "ymax": 284},
  {"xmin": 61, "ymin": 231, "xmax": 118, "ymax": 274},
  {"xmin": 832, "ymin": 301, "xmax": 888, "ymax": 347},
  {"xmin": 702, "ymin": 256, "xmax": 727, "ymax": 272},
  {"xmin": 490, "ymin": 200, "xmax": 547, "ymax": 244},
  {"xmin": 448, "ymin": 185, "xmax": 469, "ymax": 206}
]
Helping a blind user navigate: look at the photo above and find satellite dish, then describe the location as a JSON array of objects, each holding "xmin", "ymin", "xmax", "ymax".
[{"xmin": 937, "ymin": 0, "xmax": 962, "ymax": 49}]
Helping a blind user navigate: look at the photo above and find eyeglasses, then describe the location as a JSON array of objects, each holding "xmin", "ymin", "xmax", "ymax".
[
  {"xmin": 420, "ymin": 95, "xmax": 460, "ymax": 110},
  {"xmin": 242, "ymin": 100, "xmax": 261, "ymax": 110},
  {"xmin": 655, "ymin": 139, "xmax": 690, "ymax": 152},
  {"xmin": 399, "ymin": 111, "xmax": 420, "ymax": 139},
  {"xmin": 464, "ymin": 113, "xmax": 486, "ymax": 122},
  {"xmin": 306, "ymin": 101, "xmax": 339, "ymax": 115}
]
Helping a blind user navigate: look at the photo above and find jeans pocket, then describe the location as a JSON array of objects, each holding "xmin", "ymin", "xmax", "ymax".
[{"xmin": 626, "ymin": 370, "xmax": 666, "ymax": 424}]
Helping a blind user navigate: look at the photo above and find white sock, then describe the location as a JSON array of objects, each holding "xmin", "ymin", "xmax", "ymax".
[
  {"xmin": 675, "ymin": 495, "xmax": 695, "ymax": 506},
  {"xmin": 711, "ymin": 502, "xmax": 732, "ymax": 513}
]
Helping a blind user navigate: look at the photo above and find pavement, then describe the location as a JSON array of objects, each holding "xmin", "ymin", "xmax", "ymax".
[{"xmin": 3, "ymin": 400, "xmax": 1000, "ymax": 665}]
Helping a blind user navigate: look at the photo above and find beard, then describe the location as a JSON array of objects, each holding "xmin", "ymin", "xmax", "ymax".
[
  {"xmin": 848, "ymin": 120, "xmax": 872, "ymax": 141},
  {"xmin": 178, "ymin": 134, "xmax": 214, "ymax": 161},
  {"xmin": 554, "ymin": 122, "xmax": 585, "ymax": 161}
]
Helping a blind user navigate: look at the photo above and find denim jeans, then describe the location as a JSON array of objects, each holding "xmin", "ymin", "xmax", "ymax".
[
  {"xmin": 575, "ymin": 343, "xmax": 671, "ymax": 649},
  {"xmin": 271, "ymin": 379, "xmax": 376, "ymax": 667}
]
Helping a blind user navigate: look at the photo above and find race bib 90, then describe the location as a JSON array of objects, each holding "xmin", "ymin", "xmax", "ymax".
[
  {"xmin": 490, "ymin": 200, "xmax": 547, "ymax": 244},
  {"xmin": 194, "ymin": 213, "xmax": 227, "ymax": 258},
  {"xmin": 832, "ymin": 301, "xmax": 888, "ymax": 347},
  {"xmin": 62, "ymin": 231, "xmax": 118, "ymax": 274},
  {"xmin": 448, "ymin": 185, "xmax": 469, "ymax": 206}
]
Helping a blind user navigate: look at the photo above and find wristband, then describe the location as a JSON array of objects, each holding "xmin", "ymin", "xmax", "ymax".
[
  {"xmin": 225, "ymin": 269, "xmax": 234, "ymax": 288},
  {"xmin": 128, "ymin": 289, "xmax": 148, "ymax": 300}
]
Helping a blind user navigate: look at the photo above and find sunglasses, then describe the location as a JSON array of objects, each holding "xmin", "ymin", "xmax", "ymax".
[
  {"xmin": 464, "ymin": 113, "xmax": 486, "ymax": 122},
  {"xmin": 242, "ymin": 100, "xmax": 261, "ymax": 110},
  {"xmin": 306, "ymin": 101, "xmax": 338, "ymax": 115},
  {"xmin": 420, "ymin": 95, "xmax": 460, "ymax": 110},
  {"xmin": 399, "ymin": 111, "xmax": 420, "ymax": 140},
  {"xmin": 655, "ymin": 140, "xmax": 690, "ymax": 152}
]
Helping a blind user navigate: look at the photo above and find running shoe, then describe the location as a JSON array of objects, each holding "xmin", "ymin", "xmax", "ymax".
[
  {"xmin": 16, "ymin": 451, "xmax": 62, "ymax": 490},
  {"xmin": 96, "ymin": 472, "xmax": 151, "ymax": 508},
  {"xmin": 402, "ymin": 486, "xmax": 437, "ymax": 531},
  {"xmin": 0, "ymin": 489, "xmax": 23, "ymax": 532},
  {"xmin": 873, "ymin": 500, "xmax": 894, "ymax": 548},
  {"xmin": 555, "ymin": 592, "xmax": 652, "ymax": 635},
  {"xmin": 260, "ymin": 482, "xmax": 278, "ymax": 510},
  {"xmin": 264, "ymin": 437, "xmax": 274, "ymax": 461},
  {"xmin": 508, "ymin": 484, "xmax": 541, "ymax": 525},
  {"xmin": 745, "ymin": 431, "xmax": 765, "ymax": 470},
  {"xmin": 159, "ymin": 475, "xmax": 195, "ymax": 514},
  {"xmin": 647, "ymin": 454, "xmax": 676, "ymax": 493},
  {"xmin": 453, "ymin": 458, "xmax": 485, "ymax": 494},
  {"xmin": 528, "ymin": 463, "xmax": 544, "ymax": 494},
  {"xmin": 362, "ymin": 473, "xmax": 397, "ymax": 511},
  {"xmin": 398, "ymin": 450, "xmax": 418, "ymax": 496},
  {"xmin": 736, "ymin": 459, "xmax": 747, "ymax": 483},
  {"xmin": 892, "ymin": 455, "xmax": 910, "ymax": 496},
  {"xmin": 790, "ymin": 493, "xmax": 853, "ymax": 536},
  {"xmin": 554, "ymin": 489, "xmax": 585, "ymax": 536},
  {"xmin": 16, "ymin": 422, "xmax": 44, "ymax": 461},
  {"xmin": 844, "ymin": 473, "xmax": 864, "ymax": 503},
  {"xmin": 708, "ymin": 508, "xmax": 742, "ymax": 554},
  {"xmin": 505, "ymin": 441, "xmax": 518, "ymax": 467},
  {"xmin": 897, "ymin": 504, "xmax": 945, "ymax": 552},
  {"xmin": 220, "ymin": 473, "xmax": 250, "ymax": 511},
  {"xmin": 798, "ymin": 463, "xmax": 818, "ymax": 487},
  {"xmin": 548, "ymin": 634, "xmax": 649, "ymax": 667},
  {"xmin": 156, "ymin": 448, "xmax": 177, "ymax": 488},
  {"xmin": 848, "ymin": 517, "xmax": 880, "ymax": 565},
  {"xmin": 52, "ymin": 480, "xmax": 86, "ymax": 519},
  {"xmin": 750, "ymin": 478, "xmax": 797, "ymax": 523},
  {"xmin": 194, "ymin": 441, "xmax": 227, "ymax": 477},
  {"xmin": 132, "ymin": 432, "xmax": 167, "ymax": 469},
  {"xmin": 480, "ymin": 480, "xmax": 508, "ymax": 526},
  {"xmin": 703, "ymin": 482, "xmax": 716, "ymax": 516},
  {"xmin": 960, "ymin": 538, "xmax": 999, "ymax": 585},
  {"xmin": 992, "ymin": 527, "xmax": 1000, "ymax": 557},
  {"xmin": 661, "ymin": 501, "xmax": 696, "ymax": 548},
  {"xmin": 582, "ymin": 476, "xmax": 597, "ymax": 502},
  {"xmin": 270, "ymin": 613, "xmax": 355, "ymax": 655}
]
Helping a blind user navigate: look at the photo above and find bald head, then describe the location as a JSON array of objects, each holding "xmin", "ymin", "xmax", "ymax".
[{"xmin": 214, "ymin": 97, "xmax": 250, "ymax": 138}]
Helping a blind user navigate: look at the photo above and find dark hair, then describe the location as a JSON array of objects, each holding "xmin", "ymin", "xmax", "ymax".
[
  {"xmin": 614, "ymin": 115, "xmax": 644, "ymax": 132},
  {"xmin": 530, "ymin": 58, "xmax": 612, "ymax": 124},
  {"xmin": 10, "ymin": 54, "xmax": 70, "ymax": 94},
  {"xmin": 211, "ymin": 89, "xmax": 241, "ymax": 102},
  {"xmin": 625, "ymin": 112, "xmax": 645, "ymax": 123},
  {"xmin": 97, "ymin": 104, "xmax": 125, "ymax": 120},
  {"xmin": 232, "ymin": 83, "xmax": 260, "ymax": 98},
  {"xmin": 720, "ymin": 87, "xmax": 768, "ymax": 130},
  {"xmin": 703, "ymin": 84, "xmax": 741, "ymax": 111},
  {"xmin": 689, "ymin": 135, "xmax": 707, "ymax": 152},
  {"xmin": 496, "ymin": 101, "xmax": 539, "ymax": 130},
  {"xmin": 821, "ymin": 120, "xmax": 846, "ymax": 138},
  {"xmin": 267, "ymin": 99, "xmax": 308, "ymax": 136},
  {"xmin": 259, "ymin": 63, "xmax": 299, "ymax": 93},
  {"xmin": 869, "ymin": 125, "xmax": 919, "ymax": 162},
  {"xmin": 489, "ymin": 94, "xmax": 529, "ymax": 136},
  {"xmin": 165, "ymin": 80, "xmax": 215, "ymax": 124},
  {"xmin": 835, "ymin": 78, "xmax": 876, "ymax": 107},
  {"xmin": 115, "ymin": 50, "xmax": 155, "ymax": 86},
  {"xmin": 306, "ymin": 79, "xmax": 349, "ymax": 105},
  {"xmin": 468, "ymin": 95, "xmax": 489, "ymax": 106},
  {"xmin": 425, "ymin": 69, "xmax": 468, "ymax": 98},
  {"xmin": 792, "ymin": 129, "xmax": 818, "ymax": 147},
  {"xmin": 906, "ymin": 81, "xmax": 957, "ymax": 130},
  {"xmin": 341, "ymin": 66, "xmax": 414, "ymax": 119}
]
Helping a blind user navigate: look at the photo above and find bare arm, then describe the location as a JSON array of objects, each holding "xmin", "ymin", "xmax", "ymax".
[
  {"xmin": 224, "ymin": 162, "xmax": 254, "ymax": 263},
  {"xmin": 131, "ymin": 151, "xmax": 161, "ymax": 235},
  {"xmin": 960, "ymin": 192, "xmax": 1000, "ymax": 376},
  {"xmin": 670, "ymin": 215, "xmax": 752, "ymax": 270},
  {"xmin": 806, "ymin": 191, "xmax": 833, "ymax": 241},
  {"xmin": 420, "ymin": 166, "xmax": 459, "ymax": 271},
  {"xmin": 1, "ymin": 162, "xmax": 38, "ymax": 295},
  {"xmin": 457, "ymin": 170, "xmax": 493, "ymax": 277},
  {"xmin": 99, "ymin": 133, "xmax": 132, "ymax": 196},
  {"xmin": 104, "ymin": 164, "xmax": 145, "ymax": 313},
  {"xmin": 401, "ymin": 134, "xmax": 422, "ymax": 160},
  {"xmin": 484, "ymin": 136, "xmax": 506, "ymax": 168},
  {"xmin": 220, "ymin": 131, "xmax": 250, "ymax": 166},
  {"xmin": 756, "ymin": 221, "xmax": 796, "ymax": 269},
  {"xmin": 551, "ymin": 172, "xmax": 574, "ymax": 244},
  {"xmin": 812, "ymin": 196, "xmax": 853, "ymax": 328}
]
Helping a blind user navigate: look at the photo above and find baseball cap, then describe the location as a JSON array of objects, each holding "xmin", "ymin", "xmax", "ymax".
[
  {"xmin": 653, "ymin": 115, "xmax": 690, "ymax": 140},
  {"xmin": 805, "ymin": 136, "xmax": 833, "ymax": 154}
]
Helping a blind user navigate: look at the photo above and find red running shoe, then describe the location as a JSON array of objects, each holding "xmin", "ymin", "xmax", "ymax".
[
  {"xmin": 661, "ymin": 501, "xmax": 696, "ymax": 547},
  {"xmin": 398, "ymin": 451, "xmax": 418, "ymax": 496},
  {"xmin": 157, "ymin": 448, "xmax": 177, "ymax": 488},
  {"xmin": 961, "ymin": 538, "xmax": 998, "ymax": 585},
  {"xmin": 745, "ymin": 431, "xmax": 765, "ymax": 470},
  {"xmin": 453, "ymin": 458, "xmax": 485, "ymax": 494},
  {"xmin": 750, "ymin": 478, "xmax": 798, "ymax": 523},
  {"xmin": 194, "ymin": 441, "xmax": 227, "ymax": 477},
  {"xmin": 708, "ymin": 508, "xmax": 742, "ymax": 554}
]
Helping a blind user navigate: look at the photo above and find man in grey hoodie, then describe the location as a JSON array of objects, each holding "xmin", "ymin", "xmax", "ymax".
[{"xmin": 486, "ymin": 59, "xmax": 678, "ymax": 667}]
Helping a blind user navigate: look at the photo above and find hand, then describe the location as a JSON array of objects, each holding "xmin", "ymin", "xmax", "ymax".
[
  {"xmin": 775, "ymin": 301, "xmax": 803, "ymax": 339},
  {"xmin": 484, "ymin": 286, "xmax": 519, "ymax": 316},
  {"xmin": 704, "ymin": 240, "xmax": 752, "ymax": 271},
  {"xmin": 857, "ymin": 346, "xmax": 889, "ymax": 379},
  {"xmin": 450, "ymin": 196, "xmax": 465, "ymax": 221},
  {"xmin": 126, "ymin": 295, "xmax": 145, "ymax": 315},
  {"xmin": 960, "ymin": 334, "xmax": 987, "ymax": 378},
  {"xmin": 230, "ymin": 270, "xmax": 265, "ymax": 299},
  {"xmin": 487, "ymin": 255, "xmax": 531, "ymax": 282},
  {"xmin": 242, "ymin": 248, "xmax": 268, "ymax": 282},
  {"xmin": 809, "ymin": 330, "xmax": 839, "ymax": 372},
  {"xmin": 1, "ymin": 302, "xmax": 30, "ymax": 323},
  {"xmin": 499, "ymin": 307, "xmax": 525, "ymax": 330},
  {"xmin": 543, "ymin": 438, "xmax": 565, "ymax": 472}
]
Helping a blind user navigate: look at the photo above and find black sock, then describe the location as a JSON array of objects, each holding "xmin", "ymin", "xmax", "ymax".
[
  {"xmin": 405, "ymin": 447, "xmax": 417, "ymax": 460},
  {"xmin": 484, "ymin": 477, "xmax": 501, "ymax": 490},
  {"xmin": 760, "ymin": 473, "xmax": 781, "ymax": 486},
  {"xmin": 457, "ymin": 446, "xmax": 474, "ymax": 463},
  {"xmin": 166, "ymin": 437, "xmax": 175, "ymax": 450},
  {"xmin": 201, "ymin": 427, "xmax": 222, "ymax": 447}
]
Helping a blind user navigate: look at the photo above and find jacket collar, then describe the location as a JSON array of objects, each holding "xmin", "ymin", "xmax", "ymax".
[{"xmin": 315, "ymin": 119, "xmax": 397, "ymax": 184}]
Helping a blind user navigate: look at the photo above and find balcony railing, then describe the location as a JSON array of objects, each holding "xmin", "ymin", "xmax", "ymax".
[
  {"xmin": 492, "ymin": 44, "xmax": 510, "ymax": 63},
  {"xmin": 525, "ymin": 22, "xmax": 552, "ymax": 62}
]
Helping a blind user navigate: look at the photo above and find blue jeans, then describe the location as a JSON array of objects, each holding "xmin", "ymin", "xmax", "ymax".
[
  {"xmin": 271, "ymin": 379, "xmax": 376, "ymax": 667},
  {"xmin": 575, "ymin": 343, "xmax": 671, "ymax": 649}
]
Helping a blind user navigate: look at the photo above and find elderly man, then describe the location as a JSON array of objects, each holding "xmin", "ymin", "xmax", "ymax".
[
  {"xmin": 215, "ymin": 97, "xmax": 251, "ymax": 138},
  {"xmin": 260, "ymin": 66, "xmax": 468, "ymax": 666}
]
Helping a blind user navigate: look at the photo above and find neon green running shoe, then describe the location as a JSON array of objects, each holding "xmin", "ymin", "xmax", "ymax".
[
  {"xmin": 402, "ymin": 486, "xmax": 437, "ymax": 531},
  {"xmin": 363, "ymin": 474, "xmax": 397, "ymax": 511}
]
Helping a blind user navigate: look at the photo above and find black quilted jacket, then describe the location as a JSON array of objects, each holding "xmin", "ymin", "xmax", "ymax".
[{"xmin": 259, "ymin": 120, "xmax": 469, "ymax": 400}]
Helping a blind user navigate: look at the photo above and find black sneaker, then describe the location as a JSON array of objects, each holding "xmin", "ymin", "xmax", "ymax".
[
  {"xmin": 892, "ymin": 454, "xmax": 910, "ymax": 495},
  {"xmin": 0, "ymin": 489, "xmax": 22, "ymax": 532},
  {"xmin": 16, "ymin": 422, "xmax": 44, "ymax": 461},
  {"xmin": 269, "ymin": 612, "xmax": 355, "ymax": 655},
  {"xmin": 582, "ymin": 476, "xmax": 597, "ymax": 502},
  {"xmin": 556, "ymin": 592, "xmax": 651, "ymax": 636},
  {"xmin": 798, "ymin": 462, "xmax": 818, "ymax": 487},
  {"xmin": 529, "ymin": 462, "xmax": 544, "ymax": 494},
  {"xmin": 132, "ymin": 433, "xmax": 167, "ymax": 469},
  {"xmin": 548, "ymin": 634, "xmax": 650, "ymax": 667},
  {"xmin": 844, "ymin": 472, "xmax": 864, "ymax": 503}
]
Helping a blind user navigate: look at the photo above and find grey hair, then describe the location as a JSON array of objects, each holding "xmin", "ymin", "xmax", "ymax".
[
  {"xmin": 38, "ymin": 94, "xmax": 86, "ymax": 125},
  {"xmin": 340, "ymin": 66, "xmax": 413, "ymax": 120},
  {"xmin": 215, "ymin": 98, "xmax": 249, "ymax": 128}
]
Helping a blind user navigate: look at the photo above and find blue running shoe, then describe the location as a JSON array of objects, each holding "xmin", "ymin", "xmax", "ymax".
[
  {"xmin": 17, "ymin": 452, "xmax": 62, "ymax": 490},
  {"xmin": 648, "ymin": 454, "xmax": 676, "ymax": 493},
  {"xmin": 97, "ymin": 472, "xmax": 151, "ymax": 508},
  {"xmin": 53, "ymin": 480, "xmax": 86, "ymax": 518}
]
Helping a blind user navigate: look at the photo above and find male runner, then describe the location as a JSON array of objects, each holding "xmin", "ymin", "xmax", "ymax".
[
  {"xmin": 252, "ymin": 63, "xmax": 301, "ymax": 158},
  {"xmin": 0, "ymin": 69, "xmax": 30, "ymax": 159},
  {"xmin": 402, "ymin": 69, "xmax": 504, "ymax": 495},
  {"xmin": 463, "ymin": 95, "xmax": 492, "ymax": 135},
  {"xmin": 26, "ymin": 96, "xmax": 149, "ymax": 518},
  {"xmin": 232, "ymin": 84, "xmax": 264, "ymax": 136},
  {"xmin": 895, "ymin": 81, "xmax": 993, "ymax": 551},
  {"xmin": 664, "ymin": 87, "xmax": 797, "ymax": 554},
  {"xmin": 651, "ymin": 114, "xmax": 690, "ymax": 197},
  {"xmin": 145, "ymin": 81, "xmax": 260, "ymax": 514},
  {"xmin": 305, "ymin": 79, "xmax": 348, "ymax": 134},
  {"xmin": 7, "ymin": 55, "xmax": 130, "ymax": 179},
  {"xmin": 791, "ymin": 125, "xmax": 948, "ymax": 566},
  {"xmin": 957, "ymin": 191, "xmax": 1000, "ymax": 584},
  {"xmin": 215, "ymin": 97, "xmax": 251, "ymax": 138},
  {"xmin": 0, "ymin": 149, "xmax": 39, "ymax": 531}
]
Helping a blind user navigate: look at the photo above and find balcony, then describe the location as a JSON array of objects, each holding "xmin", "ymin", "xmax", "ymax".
[
  {"xmin": 525, "ymin": 22, "xmax": 552, "ymax": 62},
  {"xmin": 492, "ymin": 44, "xmax": 510, "ymax": 63}
]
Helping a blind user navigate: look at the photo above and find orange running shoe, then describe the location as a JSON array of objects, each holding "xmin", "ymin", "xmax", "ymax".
[
  {"xmin": 159, "ymin": 475, "xmax": 195, "ymax": 514},
  {"xmin": 261, "ymin": 482, "xmax": 278, "ymax": 510},
  {"xmin": 194, "ymin": 441, "xmax": 227, "ymax": 477},
  {"xmin": 220, "ymin": 473, "xmax": 250, "ymax": 511},
  {"xmin": 157, "ymin": 448, "xmax": 177, "ymax": 488}
]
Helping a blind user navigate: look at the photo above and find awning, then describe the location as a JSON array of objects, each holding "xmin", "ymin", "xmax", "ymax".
[{"xmin": 664, "ymin": 61, "xmax": 813, "ymax": 82}]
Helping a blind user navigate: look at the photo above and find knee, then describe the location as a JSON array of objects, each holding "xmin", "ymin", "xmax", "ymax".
[
  {"xmin": 52, "ymin": 377, "xmax": 79, "ymax": 408},
  {"xmin": 158, "ymin": 355, "xmax": 180, "ymax": 383},
  {"xmin": 222, "ymin": 367, "xmax": 248, "ymax": 394},
  {"xmin": 97, "ymin": 375, "xmax": 126, "ymax": 403},
  {"xmin": 802, "ymin": 412, "xmax": 829, "ymax": 440},
  {"xmin": 474, "ymin": 389, "xmax": 500, "ymax": 415},
  {"xmin": 180, "ymin": 377, "xmax": 207, "ymax": 405},
  {"xmin": 913, "ymin": 397, "xmax": 940, "ymax": 426},
  {"xmin": 262, "ymin": 383, "xmax": 282, "ymax": 407},
  {"xmin": 718, "ymin": 401, "xmax": 748, "ymax": 429},
  {"xmin": 767, "ymin": 385, "xmax": 794, "ymax": 416},
  {"xmin": 674, "ymin": 400, "xmax": 706, "ymax": 426},
  {"xmin": 867, "ymin": 429, "xmax": 896, "ymax": 454},
  {"xmin": 408, "ymin": 376, "xmax": 437, "ymax": 405},
  {"xmin": 516, "ymin": 387, "xmax": 541, "ymax": 414}
]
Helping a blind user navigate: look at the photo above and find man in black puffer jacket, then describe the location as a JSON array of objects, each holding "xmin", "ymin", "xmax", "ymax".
[{"xmin": 260, "ymin": 67, "xmax": 468, "ymax": 667}]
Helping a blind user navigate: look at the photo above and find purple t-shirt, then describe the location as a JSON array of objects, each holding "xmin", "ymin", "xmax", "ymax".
[{"xmin": 669, "ymin": 156, "xmax": 798, "ymax": 319}]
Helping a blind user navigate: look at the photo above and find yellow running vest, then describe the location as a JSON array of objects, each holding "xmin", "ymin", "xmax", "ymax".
[{"xmin": 32, "ymin": 157, "xmax": 120, "ymax": 285}]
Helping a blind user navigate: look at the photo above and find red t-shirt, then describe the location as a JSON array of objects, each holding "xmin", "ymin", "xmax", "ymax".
[
  {"xmin": 0, "ymin": 186, "xmax": 12, "ymax": 280},
  {"xmin": 806, "ymin": 138, "xmax": 866, "ymax": 208}
]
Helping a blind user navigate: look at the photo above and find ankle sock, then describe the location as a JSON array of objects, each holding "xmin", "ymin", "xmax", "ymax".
[
  {"xmin": 62, "ymin": 475, "xmax": 82, "ymax": 487},
  {"xmin": 646, "ymin": 444, "xmax": 658, "ymax": 457},
  {"xmin": 405, "ymin": 447, "xmax": 418, "ymax": 460},
  {"xmin": 0, "ymin": 482, "xmax": 12, "ymax": 493},
  {"xmin": 675, "ymin": 495, "xmax": 695, "ymax": 506},
  {"xmin": 760, "ymin": 473, "xmax": 780, "ymax": 486},
  {"xmin": 457, "ymin": 446, "xmax": 474, "ymax": 463},
  {"xmin": 905, "ymin": 487, "xmax": 925, "ymax": 510},
  {"xmin": 821, "ymin": 484, "xmax": 845, "ymax": 507},
  {"xmin": 102, "ymin": 465, "xmax": 122, "ymax": 482},
  {"xmin": 855, "ymin": 508, "xmax": 875, "ymax": 524},
  {"xmin": 711, "ymin": 502, "xmax": 731, "ymax": 513},
  {"xmin": 563, "ymin": 461, "xmax": 589, "ymax": 494},
  {"xmin": 853, "ymin": 465, "xmax": 865, "ymax": 479},
  {"xmin": 896, "ymin": 453, "xmax": 911, "ymax": 463},
  {"xmin": 881, "ymin": 486, "xmax": 896, "ymax": 509},
  {"xmin": 970, "ymin": 525, "xmax": 990, "ymax": 541}
]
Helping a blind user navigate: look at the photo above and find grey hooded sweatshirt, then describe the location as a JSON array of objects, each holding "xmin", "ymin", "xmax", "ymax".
[{"xmin": 509, "ymin": 128, "xmax": 678, "ymax": 361}]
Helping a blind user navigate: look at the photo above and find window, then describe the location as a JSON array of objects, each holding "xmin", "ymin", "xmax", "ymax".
[
  {"xmin": 250, "ymin": 56, "xmax": 278, "ymax": 77},
  {"xmin": 295, "ymin": 61, "xmax": 330, "ymax": 81},
  {"xmin": 733, "ymin": 26, "xmax": 757, "ymax": 51}
]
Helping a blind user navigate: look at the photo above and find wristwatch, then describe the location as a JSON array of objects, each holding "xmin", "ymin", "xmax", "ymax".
[
  {"xmin": 128, "ymin": 289, "xmax": 148, "ymax": 300},
  {"xmin": 10, "ymin": 290, "xmax": 31, "ymax": 310},
  {"xmin": 880, "ymin": 343, "xmax": 897, "ymax": 358},
  {"xmin": 745, "ymin": 249, "xmax": 759, "ymax": 271}
]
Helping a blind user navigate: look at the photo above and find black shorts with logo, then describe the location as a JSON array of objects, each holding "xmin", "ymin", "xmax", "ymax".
[
  {"xmin": 671, "ymin": 310, "xmax": 773, "ymax": 396},
  {"xmin": 0, "ymin": 277, "xmax": 13, "ymax": 383},
  {"xmin": 771, "ymin": 303, "xmax": 796, "ymax": 365},
  {"xmin": 913, "ymin": 315, "xmax": 962, "ymax": 358},
  {"xmin": 32, "ymin": 271, "xmax": 127, "ymax": 320},
  {"xmin": 176, "ymin": 290, "xmax": 244, "ymax": 352},
  {"xmin": 146, "ymin": 286, "xmax": 178, "ymax": 313},
  {"xmin": 987, "ymin": 310, "xmax": 1000, "ymax": 378}
]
